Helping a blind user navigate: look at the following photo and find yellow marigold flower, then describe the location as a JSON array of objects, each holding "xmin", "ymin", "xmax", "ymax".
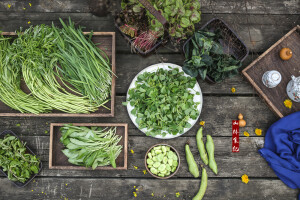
[
  {"xmin": 28, "ymin": 21, "xmax": 31, "ymax": 24},
  {"xmin": 133, "ymin": 192, "xmax": 137, "ymax": 197},
  {"xmin": 284, "ymin": 99, "xmax": 292, "ymax": 109},
  {"xmin": 134, "ymin": 166, "xmax": 138, "ymax": 169},
  {"xmin": 231, "ymin": 87, "xmax": 236, "ymax": 93},
  {"xmin": 130, "ymin": 149, "xmax": 134, "ymax": 154},
  {"xmin": 143, "ymin": 170, "xmax": 147, "ymax": 174},
  {"xmin": 151, "ymin": 193, "xmax": 154, "ymax": 196},
  {"xmin": 7, "ymin": 4, "xmax": 12, "ymax": 8},
  {"xmin": 241, "ymin": 174, "xmax": 249, "ymax": 184},
  {"xmin": 176, "ymin": 192, "xmax": 180, "ymax": 197},
  {"xmin": 29, "ymin": 3, "xmax": 32, "ymax": 7},
  {"xmin": 255, "ymin": 128, "xmax": 262, "ymax": 136},
  {"xmin": 243, "ymin": 131, "xmax": 250, "ymax": 137},
  {"xmin": 199, "ymin": 121, "xmax": 205, "ymax": 126}
]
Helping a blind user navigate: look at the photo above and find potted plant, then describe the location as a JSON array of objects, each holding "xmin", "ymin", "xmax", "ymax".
[{"xmin": 115, "ymin": 0, "xmax": 202, "ymax": 55}]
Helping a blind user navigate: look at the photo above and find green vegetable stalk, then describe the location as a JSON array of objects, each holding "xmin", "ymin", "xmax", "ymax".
[
  {"xmin": 0, "ymin": 36, "xmax": 52, "ymax": 114},
  {"xmin": 53, "ymin": 18, "xmax": 113, "ymax": 108},
  {"xmin": 0, "ymin": 134, "xmax": 40, "ymax": 183},
  {"xmin": 60, "ymin": 125, "xmax": 122, "ymax": 169}
]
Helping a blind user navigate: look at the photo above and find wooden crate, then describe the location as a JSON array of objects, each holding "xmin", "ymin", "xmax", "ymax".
[
  {"xmin": 49, "ymin": 123, "xmax": 128, "ymax": 170},
  {"xmin": 0, "ymin": 32, "xmax": 116, "ymax": 117},
  {"xmin": 242, "ymin": 26, "xmax": 300, "ymax": 118}
]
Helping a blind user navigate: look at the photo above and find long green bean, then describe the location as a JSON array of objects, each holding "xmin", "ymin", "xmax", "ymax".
[
  {"xmin": 0, "ymin": 36, "xmax": 52, "ymax": 113},
  {"xmin": 12, "ymin": 25, "xmax": 98, "ymax": 113}
]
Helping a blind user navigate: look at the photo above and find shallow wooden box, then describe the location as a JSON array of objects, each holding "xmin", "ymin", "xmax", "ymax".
[
  {"xmin": 0, "ymin": 32, "xmax": 116, "ymax": 117},
  {"xmin": 49, "ymin": 123, "xmax": 128, "ymax": 170},
  {"xmin": 242, "ymin": 26, "xmax": 300, "ymax": 118}
]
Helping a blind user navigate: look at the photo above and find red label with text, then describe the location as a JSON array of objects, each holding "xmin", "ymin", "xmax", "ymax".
[{"xmin": 232, "ymin": 120, "xmax": 239, "ymax": 152}]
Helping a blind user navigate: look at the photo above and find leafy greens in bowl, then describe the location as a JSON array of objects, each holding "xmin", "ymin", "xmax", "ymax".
[{"xmin": 124, "ymin": 63, "xmax": 202, "ymax": 139}]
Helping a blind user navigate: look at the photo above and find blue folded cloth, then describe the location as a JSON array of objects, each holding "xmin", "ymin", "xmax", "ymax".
[{"xmin": 259, "ymin": 111, "xmax": 300, "ymax": 199}]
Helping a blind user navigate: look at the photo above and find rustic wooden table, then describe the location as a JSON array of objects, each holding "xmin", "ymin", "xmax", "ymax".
[{"xmin": 0, "ymin": 0, "xmax": 299, "ymax": 199}]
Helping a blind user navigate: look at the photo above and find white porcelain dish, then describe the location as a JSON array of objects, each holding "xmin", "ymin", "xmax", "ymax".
[{"xmin": 126, "ymin": 63, "xmax": 203, "ymax": 139}]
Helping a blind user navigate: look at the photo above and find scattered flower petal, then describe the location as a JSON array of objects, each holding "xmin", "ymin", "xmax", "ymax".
[
  {"xmin": 176, "ymin": 192, "xmax": 180, "ymax": 197},
  {"xmin": 28, "ymin": 21, "xmax": 31, "ymax": 24},
  {"xmin": 255, "ymin": 128, "xmax": 262, "ymax": 136},
  {"xmin": 136, "ymin": 189, "xmax": 138, "ymax": 191},
  {"xmin": 7, "ymin": 4, "xmax": 12, "ymax": 8},
  {"xmin": 143, "ymin": 170, "xmax": 147, "ymax": 174},
  {"xmin": 243, "ymin": 131, "xmax": 250, "ymax": 137},
  {"xmin": 231, "ymin": 87, "xmax": 236, "ymax": 93},
  {"xmin": 241, "ymin": 174, "xmax": 249, "ymax": 184},
  {"xmin": 134, "ymin": 166, "xmax": 138, "ymax": 169},
  {"xmin": 134, "ymin": 186, "xmax": 136, "ymax": 189},
  {"xmin": 23, "ymin": 7, "xmax": 26, "ymax": 10},
  {"xmin": 130, "ymin": 149, "xmax": 134, "ymax": 154},
  {"xmin": 133, "ymin": 192, "xmax": 137, "ymax": 197},
  {"xmin": 284, "ymin": 99, "xmax": 292, "ymax": 109},
  {"xmin": 16, "ymin": 123, "xmax": 21, "ymax": 127},
  {"xmin": 29, "ymin": 3, "xmax": 32, "ymax": 7},
  {"xmin": 151, "ymin": 193, "xmax": 154, "ymax": 196},
  {"xmin": 199, "ymin": 121, "xmax": 205, "ymax": 126}
]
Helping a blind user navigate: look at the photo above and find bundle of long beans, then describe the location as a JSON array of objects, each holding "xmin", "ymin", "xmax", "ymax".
[
  {"xmin": 11, "ymin": 25, "xmax": 99, "ymax": 113},
  {"xmin": 53, "ymin": 18, "xmax": 112, "ymax": 108},
  {"xmin": 0, "ymin": 36, "xmax": 52, "ymax": 114},
  {"xmin": 0, "ymin": 19, "xmax": 112, "ymax": 114}
]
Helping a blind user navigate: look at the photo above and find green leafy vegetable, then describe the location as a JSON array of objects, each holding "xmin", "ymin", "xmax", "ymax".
[
  {"xmin": 0, "ymin": 35, "xmax": 52, "ymax": 114},
  {"xmin": 125, "ymin": 67, "xmax": 200, "ymax": 137},
  {"xmin": 60, "ymin": 125, "xmax": 122, "ymax": 169},
  {"xmin": 53, "ymin": 18, "xmax": 113, "ymax": 107},
  {"xmin": 183, "ymin": 30, "xmax": 242, "ymax": 82},
  {"xmin": 0, "ymin": 134, "xmax": 40, "ymax": 183}
]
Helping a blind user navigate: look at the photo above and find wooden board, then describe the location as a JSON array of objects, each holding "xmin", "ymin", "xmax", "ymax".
[
  {"xmin": 49, "ymin": 123, "xmax": 128, "ymax": 170},
  {"xmin": 0, "ymin": 32, "xmax": 116, "ymax": 117},
  {"xmin": 242, "ymin": 26, "xmax": 300, "ymax": 118}
]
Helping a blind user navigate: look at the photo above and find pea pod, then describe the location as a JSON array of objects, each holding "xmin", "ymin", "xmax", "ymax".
[
  {"xmin": 196, "ymin": 127, "xmax": 208, "ymax": 165},
  {"xmin": 206, "ymin": 135, "xmax": 218, "ymax": 174},
  {"xmin": 192, "ymin": 167, "xmax": 208, "ymax": 200},
  {"xmin": 185, "ymin": 143, "xmax": 199, "ymax": 178}
]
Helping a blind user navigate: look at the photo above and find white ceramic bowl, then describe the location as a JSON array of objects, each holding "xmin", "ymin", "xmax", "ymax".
[{"xmin": 126, "ymin": 63, "xmax": 203, "ymax": 139}]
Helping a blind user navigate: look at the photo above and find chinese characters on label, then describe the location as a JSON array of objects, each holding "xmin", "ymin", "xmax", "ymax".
[{"xmin": 232, "ymin": 120, "xmax": 239, "ymax": 152}]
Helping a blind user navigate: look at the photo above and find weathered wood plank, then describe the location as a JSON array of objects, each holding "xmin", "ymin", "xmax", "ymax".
[
  {"xmin": 0, "ymin": 135, "xmax": 276, "ymax": 178},
  {"xmin": 0, "ymin": 96, "xmax": 278, "ymax": 137},
  {"xmin": 0, "ymin": 0, "xmax": 299, "ymax": 14},
  {"xmin": 0, "ymin": 13, "xmax": 298, "ymax": 53},
  {"xmin": 0, "ymin": 177, "xmax": 297, "ymax": 200},
  {"xmin": 115, "ymin": 53, "xmax": 258, "ymax": 95}
]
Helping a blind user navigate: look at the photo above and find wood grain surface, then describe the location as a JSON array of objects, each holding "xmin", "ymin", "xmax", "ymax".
[{"xmin": 0, "ymin": 0, "xmax": 299, "ymax": 199}]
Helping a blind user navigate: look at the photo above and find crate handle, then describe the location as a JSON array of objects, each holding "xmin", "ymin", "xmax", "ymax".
[{"xmin": 138, "ymin": 0, "xmax": 168, "ymax": 27}]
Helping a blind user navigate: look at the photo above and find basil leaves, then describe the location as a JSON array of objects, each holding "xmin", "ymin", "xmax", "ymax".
[{"xmin": 0, "ymin": 134, "xmax": 40, "ymax": 183}]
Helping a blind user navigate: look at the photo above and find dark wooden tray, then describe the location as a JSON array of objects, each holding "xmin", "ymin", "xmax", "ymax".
[
  {"xmin": 242, "ymin": 26, "xmax": 300, "ymax": 118},
  {"xmin": 0, "ymin": 32, "xmax": 116, "ymax": 117},
  {"xmin": 0, "ymin": 130, "xmax": 43, "ymax": 187},
  {"xmin": 49, "ymin": 123, "xmax": 128, "ymax": 170}
]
